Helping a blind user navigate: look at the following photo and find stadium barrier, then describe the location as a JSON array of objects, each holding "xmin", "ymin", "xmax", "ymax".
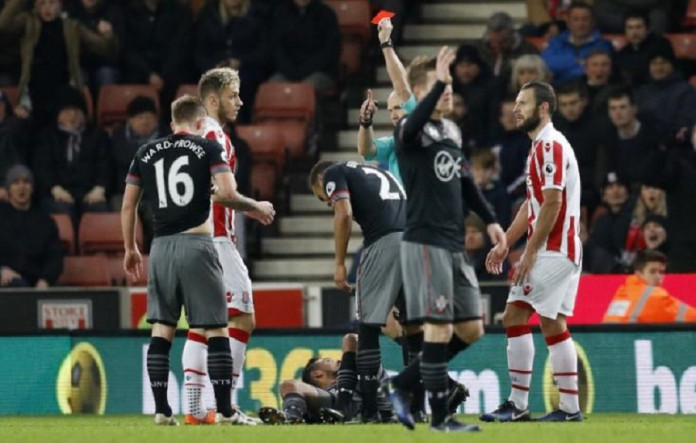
[{"xmin": 1, "ymin": 326, "xmax": 694, "ymax": 415}]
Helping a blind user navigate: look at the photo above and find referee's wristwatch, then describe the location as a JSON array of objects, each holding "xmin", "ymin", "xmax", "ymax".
[{"xmin": 380, "ymin": 39, "xmax": 393, "ymax": 49}]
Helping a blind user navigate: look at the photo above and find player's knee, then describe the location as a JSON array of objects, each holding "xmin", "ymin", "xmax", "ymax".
[
  {"xmin": 279, "ymin": 379, "xmax": 299, "ymax": 397},
  {"xmin": 455, "ymin": 320, "xmax": 484, "ymax": 344},
  {"xmin": 502, "ymin": 307, "xmax": 527, "ymax": 328},
  {"xmin": 342, "ymin": 333, "xmax": 358, "ymax": 352}
]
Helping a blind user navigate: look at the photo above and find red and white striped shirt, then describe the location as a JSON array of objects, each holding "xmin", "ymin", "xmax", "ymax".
[
  {"xmin": 203, "ymin": 116, "xmax": 237, "ymax": 240},
  {"xmin": 525, "ymin": 122, "xmax": 582, "ymax": 265}
]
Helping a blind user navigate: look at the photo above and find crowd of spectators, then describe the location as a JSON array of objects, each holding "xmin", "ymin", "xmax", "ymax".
[
  {"xmin": 1, "ymin": 0, "xmax": 696, "ymax": 288},
  {"xmin": 454, "ymin": 1, "xmax": 696, "ymax": 278}
]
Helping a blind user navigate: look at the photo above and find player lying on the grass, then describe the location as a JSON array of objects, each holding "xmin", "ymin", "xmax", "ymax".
[{"xmin": 258, "ymin": 333, "xmax": 469, "ymax": 425}]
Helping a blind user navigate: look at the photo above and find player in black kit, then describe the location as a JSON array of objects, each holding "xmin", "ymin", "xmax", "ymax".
[
  {"xmin": 309, "ymin": 160, "xmax": 405, "ymax": 422},
  {"xmin": 382, "ymin": 48, "xmax": 507, "ymax": 432},
  {"xmin": 121, "ymin": 95, "xmax": 274, "ymax": 425}
]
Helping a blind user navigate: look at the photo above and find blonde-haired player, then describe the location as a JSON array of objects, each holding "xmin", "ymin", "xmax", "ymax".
[{"xmin": 182, "ymin": 67, "xmax": 270, "ymax": 425}]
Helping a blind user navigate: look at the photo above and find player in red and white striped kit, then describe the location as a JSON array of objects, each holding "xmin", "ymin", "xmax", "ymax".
[
  {"xmin": 182, "ymin": 68, "xmax": 270, "ymax": 425},
  {"xmin": 482, "ymin": 81, "xmax": 583, "ymax": 423}
]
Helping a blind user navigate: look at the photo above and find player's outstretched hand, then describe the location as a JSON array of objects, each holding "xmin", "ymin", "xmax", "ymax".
[
  {"xmin": 435, "ymin": 46, "xmax": 455, "ymax": 84},
  {"xmin": 334, "ymin": 264, "xmax": 353, "ymax": 293},
  {"xmin": 249, "ymin": 201, "xmax": 275, "ymax": 225},
  {"xmin": 359, "ymin": 89, "xmax": 377, "ymax": 125},
  {"xmin": 485, "ymin": 243, "xmax": 509, "ymax": 275},
  {"xmin": 124, "ymin": 248, "xmax": 143, "ymax": 284},
  {"xmin": 513, "ymin": 248, "xmax": 537, "ymax": 286},
  {"xmin": 378, "ymin": 18, "xmax": 393, "ymax": 43}
]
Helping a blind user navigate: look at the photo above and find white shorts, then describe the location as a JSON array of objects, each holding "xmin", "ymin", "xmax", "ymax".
[
  {"xmin": 214, "ymin": 237, "xmax": 254, "ymax": 316},
  {"xmin": 507, "ymin": 253, "xmax": 581, "ymax": 319}
]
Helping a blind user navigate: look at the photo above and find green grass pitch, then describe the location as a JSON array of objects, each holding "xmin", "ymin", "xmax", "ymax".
[{"xmin": 0, "ymin": 414, "xmax": 694, "ymax": 443}]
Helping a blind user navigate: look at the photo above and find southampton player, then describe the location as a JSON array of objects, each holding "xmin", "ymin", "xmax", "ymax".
[
  {"xmin": 308, "ymin": 160, "xmax": 405, "ymax": 422},
  {"xmin": 181, "ymin": 68, "xmax": 264, "ymax": 425},
  {"xmin": 258, "ymin": 334, "xmax": 393, "ymax": 424},
  {"xmin": 121, "ymin": 96, "xmax": 274, "ymax": 425},
  {"xmin": 482, "ymin": 81, "xmax": 583, "ymax": 422},
  {"xmin": 383, "ymin": 48, "xmax": 506, "ymax": 432}
]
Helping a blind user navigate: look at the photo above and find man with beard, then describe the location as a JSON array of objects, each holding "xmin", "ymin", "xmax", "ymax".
[{"xmin": 483, "ymin": 81, "xmax": 583, "ymax": 422}]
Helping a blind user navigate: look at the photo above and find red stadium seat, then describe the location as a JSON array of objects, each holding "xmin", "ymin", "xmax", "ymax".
[
  {"xmin": 603, "ymin": 34, "xmax": 627, "ymax": 51},
  {"xmin": 51, "ymin": 214, "xmax": 75, "ymax": 255},
  {"xmin": 58, "ymin": 255, "xmax": 111, "ymax": 287},
  {"xmin": 175, "ymin": 84, "xmax": 198, "ymax": 99},
  {"xmin": 261, "ymin": 121, "xmax": 308, "ymax": 159},
  {"xmin": 0, "ymin": 85, "xmax": 19, "ymax": 106},
  {"xmin": 324, "ymin": 0, "xmax": 371, "ymax": 44},
  {"xmin": 107, "ymin": 254, "xmax": 149, "ymax": 286},
  {"xmin": 236, "ymin": 124, "xmax": 286, "ymax": 168},
  {"xmin": 666, "ymin": 34, "xmax": 696, "ymax": 60},
  {"xmin": 253, "ymin": 82, "xmax": 315, "ymax": 125},
  {"xmin": 684, "ymin": 0, "xmax": 696, "ymax": 28},
  {"xmin": 78, "ymin": 213, "xmax": 143, "ymax": 255},
  {"xmin": 524, "ymin": 36, "xmax": 548, "ymax": 52},
  {"xmin": 97, "ymin": 84, "xmax": 160, "ymax": 130},
  {"xmin": 251, "ymin": 161, "xmax": 277, "ymax": 201},
  {"xmin": 340, "ymin": 40, "xmax": 363, "ymax": 76}
]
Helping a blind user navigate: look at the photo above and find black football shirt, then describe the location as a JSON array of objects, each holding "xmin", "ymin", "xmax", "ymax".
[{"xmin": 126, "ymin": 133, "xmax": 231, "ymax": 237}]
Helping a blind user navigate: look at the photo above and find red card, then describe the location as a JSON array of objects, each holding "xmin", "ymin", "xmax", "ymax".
[{"xmin": 371, "ymin": 10, "xmax": 395, "ymax": 25}]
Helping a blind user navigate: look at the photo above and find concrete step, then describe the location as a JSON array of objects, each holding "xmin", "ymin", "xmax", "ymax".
[
  {"xmin": 253, "ymin": 257, "xmax": 355, "ymax": 280},
  {"xmin": 399, "ymin": 45, "xmax": 442, "ymax": 61},
  {"xmin": 377, "ymin": 66, "xmax": 389, "ymax": 84},
  {"xmin": 319, "ymin": 151, "xmax": 368, "ymax": 163},
  {"xmin": 338, "ymin": 129, "xmax": 392, "ymax": 149},
  {"xmin": 279, "ymin": 215, "xmax": 362, "ymax": 235},
  {"xmin": 404, "ymin": 24, "xmax": 485, "ymax": 42},
  {"xmin": 421, "ymin": 2, "xmax": 526, "ymax": 22},
  {"xmin": 290, "ymin": 193, "xmax": 332, "ymax": 213},
  {"xmin": 347, "ymin": 108, "xmax": 393, "ymax": 127},
  {"xmin": 262, "ymin": 237, "xmax": 362, "ymax": 256}
]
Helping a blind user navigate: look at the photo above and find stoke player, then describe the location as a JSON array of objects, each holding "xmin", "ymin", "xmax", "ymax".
[
  {"xmin": 181, "ymin": 67, "xmax": 264, "ymax": 425},
  {"xmin": 482, "ymin": 81, "xmax": 583, "ymax": 422}
]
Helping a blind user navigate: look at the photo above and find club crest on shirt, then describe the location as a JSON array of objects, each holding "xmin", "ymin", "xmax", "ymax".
[
  {"xmin": 325, "ymin": 181, "xmax": 336, "ymax": 197},
  {"xmin": 434, "ymin": 151, "xmax": 460, "ymax": 182},
  {"xmin": 523, "ymin": 284, "xmax": 532, "ymax": 296},
  {"xmin": 435, "ymin": 295, "xmax": 448, "ymax": 313}
]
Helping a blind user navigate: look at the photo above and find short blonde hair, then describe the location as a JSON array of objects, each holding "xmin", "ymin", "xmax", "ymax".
[
  {"xmin": 509, "ymin": 55, "xmax": 552, "ymax": 94},
  {"xmin": 198, "ymin": 67, "xmax": 240, "ymax": 100},
  {"xmin": 407, "ymin": 56, "xmax": 437, "ymax": 90}
]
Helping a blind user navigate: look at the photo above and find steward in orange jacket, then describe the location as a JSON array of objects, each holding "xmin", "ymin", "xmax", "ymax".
[{"xmin": 603, "ymin": 250, "xmax": 696, "ymax": 323}]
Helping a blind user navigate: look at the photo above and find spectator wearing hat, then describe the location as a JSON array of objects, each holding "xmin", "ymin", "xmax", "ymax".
[
  {"xmin": 635, "ymin": 44, "xmax": 696, "ymax": 141},
  {"xmin": 0, "ymin": 0, "xmax": 117, "ymax": 127},
  {"xmin": 109, "ymin": 95, "xmax": 160, "ymax": 211},
  {"xmin": 541, "ymin": 1, "xmax": 613, "ymax": 85},
  {"xmin": 0, "ymin": 164, "xmax": 63, "ymax": 288},
  {"xmin": 452, "ymin": 44, "xmax": 499, "ymax": 148},
  {"xmin": 603, "ymin": 86, "xmax": 661, "ymax": 191},
  {"xmin": 475, "ymin": 11, "xmax": 538, "ymax": 86},
  {"xmin": 615, "ymin": 9, "xmax": 673, "ymax": 87},
  {"xmin": 585, "ymin": 171, "xmax": 633, "ymax": 273},
  {"xmin": 33, "ymin": 86, "xmax": 110, "ymax": 224}
]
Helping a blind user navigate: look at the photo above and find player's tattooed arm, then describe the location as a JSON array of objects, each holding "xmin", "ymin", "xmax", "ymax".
[{"xmin": 212, "ymin": 171, "xmax": 275, "ymax": 223}]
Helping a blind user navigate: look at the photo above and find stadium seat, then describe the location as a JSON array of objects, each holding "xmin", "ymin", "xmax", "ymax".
[
  {"xmin": 0, "ymin": 85, "xmax": 19, "ymax": 106},
  {"xmin": 252, "ymin": 82, "xmax": 315, "ymax": 125},
  {"xmin": 107, "ymin": 254, "xmax": 149, "ymax": 286},
  {"xmin": 251, "ymin": 161, "xmax": 277, "ymax": 201},
  {"xmin": 78, "ymin": 213, "xmax": 143, "ymax": 255},
  {"xmin": 57, "ymin": 255, "xmax": 111, "ymax": 287},
  {"xmin": 666, "ymin": 34, "xmax": 696, "ymax": 60},
  {"xmin": 603, "ymin": 34, "xmax": 627, "ymax": 51},
  {"xmin": 175, "ymin": 84, "xmax": 198, "ymax": 99},
  {"xmin": 261, "ymin": 121, "xmax": 308, "ymax": 159},
  {"xmin": 340, "ymin": 40, "xmax": 363, "ymax": 76},
  {"xmin": 684, "ymin": 0, "xmax": 696, "ymax": 28},
  {"xmin": 524, "ymin": 36, "xmax": 548, "ymax": 52},
  {"xmin": 236, "ymin": 124, "xmax": 287, "ymax": 169},
  {"xmin": 324, "ymin": 0, "xmax": 371, "ymax": 44},
  {"xmin": 97, "ymin": 84, "xmax": 160, "ymax": 130},
  {"xmin": 51, "ymin": 214, "xmax": 75, "ymax": 255}
]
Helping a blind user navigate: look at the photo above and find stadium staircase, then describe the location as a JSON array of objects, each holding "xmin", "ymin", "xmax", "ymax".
[{"xmin": 251, "ymin": 0, "xmax": 526, "ymax": 283}]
